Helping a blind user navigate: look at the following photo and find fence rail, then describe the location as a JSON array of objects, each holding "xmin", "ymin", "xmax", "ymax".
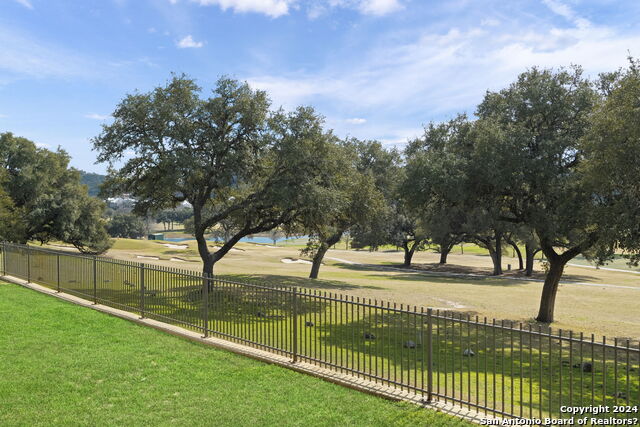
[{"xmin": 1, "ymin": 242, "xmax": 638, "ymax": 421}]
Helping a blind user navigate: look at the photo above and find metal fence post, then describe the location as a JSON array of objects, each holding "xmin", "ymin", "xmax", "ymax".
[
  {"xmin": 139, "ymin": 263, "xmax": 145, "ymax": 318},
  {"xmin": 202, "ymin": 274, "xmax": 210, "ymax": 338},
  {"xmin": 92, "ymin": 256, "xmax": 97, "ymax": 305},
  {"xmin": 427, "ymin": 308, "xmax": 434, "ymax": 403},
  {"xmin": 56, "ymin": 253, "xmax": 60, "ymax": 293},
  {"xmin": 292, "ymin": 287, "xmax": 298, "ymax": 363},
  {"xmin": 27, "ymin": 245, "xmax": 31, "ymax": 283}
]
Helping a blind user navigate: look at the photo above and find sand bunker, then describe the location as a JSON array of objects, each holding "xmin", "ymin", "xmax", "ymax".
[
  {"xmin": 281, "ymin": 258, "xmax": 312, "ymax": 265},
  {"xmin": 162, "ymin": 243, "xmax": 188, "ymax": 249},
  {"xmin": 136, "ymin": 255, "xmax": 160, "ymax": 260},
  {"xmin": 170, "ymin": 257, "xmax": 185, "ymax": 262}
]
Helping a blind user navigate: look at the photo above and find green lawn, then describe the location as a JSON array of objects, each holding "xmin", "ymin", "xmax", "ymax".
[
  {"xmin": 92, "ymin": 237, "xmax": 640, "ymax": 340},
  {"xmin": 0, "ymin": 282, "xmax": 471, "ymax": 427},
  {"xmin": 6, "ymin": 246, "xmax": 638, "ymax": 422}
]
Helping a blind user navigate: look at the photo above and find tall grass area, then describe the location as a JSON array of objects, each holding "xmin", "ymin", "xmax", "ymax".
[{"xmin": 0, "ymin": 282, "xmax": 471, "ymax": 426}]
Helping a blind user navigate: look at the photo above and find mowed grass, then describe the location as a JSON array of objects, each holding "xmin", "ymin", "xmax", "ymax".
[
  {"xmin": 0, "ymin": 282, "xmax": 471, "ymax": 427},
  {"xmin": 7, "ymin": 245, "xmax": 639, "ymax": 421},
  {"xmin": 70, "ymin": 238, "xmax": 640, "ymax": 339}
]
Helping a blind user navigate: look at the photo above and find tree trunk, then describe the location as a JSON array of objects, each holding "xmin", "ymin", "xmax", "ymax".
[
  {"xmin": 506, "ymin": 237, "xmax": 523, "ymax": 270},
  {"xmin": 404, "ymin": 249, "xmax": 413, "ymax": 267},
  {"xmin": 487, "ymin": 246, "xmax": 501, "ymax": 275},
  {"xmin": 309, "ymin": 232, "xmax": 343, "ymax": 279},
  {"xmin": 535, "ymin": 258, "xmax": 567, "ymax": 323},
  {"xmin": 497, "ymin": 232, "xmax": 503, "ymax": 274},
  {"xmin": 482, "ymin": 230, "xmax": 503, "ymax": 275},
  {"xmin": 439, "ymin": 247, "xmax": 450, "ymax": 264},
  {"xmin": 473, "ymin": 230, "xmax": 502, "ymax": 276},
  {"xmin": 495, "ymin": 231, "xmax": 503, "ymax": 275},
  {"xmin": 309, "ymin": 244, "xmax": 329, "ymax": 279},
  {"xmin": 436, "ymin": 237, "xmax": 456, "ymax": 264},
  {"xmin": 402, "ymin": 239, "xmax": 418, "ymax": 267},
  {"xmin": 535, "ymin": 238, "xmax": 585, "ymax": 323},
  {"xmin": 194, "ymin": 207, "xmax": 212, "ymax": 276},
  {"xmin": 197, "ymin": 237, "xmax": 214, "ymax": 277},
  {"xmin": 525, "ymin": 243, "xmax": 539, "ymax": 277},
  {"xmin": 202, "ymin": 257, "xmax": 215, "ymax": 276},
  {"xmin": 201, "ymin": 260, "xmax": 216, "ymax": 292}
]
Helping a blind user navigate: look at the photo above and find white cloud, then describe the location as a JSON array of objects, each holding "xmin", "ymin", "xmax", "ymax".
[
  {"xmin": 0, "ymin": 114, "xmax": 7, "ymax": 118},
  {"xmin": 0, "ymin": 27, "xmax": 97, "ymax": 79},
  {"xmin": 176, "ymin": 35, "xmax": 204, "ymax": 48},
  {"xmin": 85, "ymin": 113, "xmax": 110, "ymax": 120},
  {"xmin": 0, "ymin": 26, "xmax": 151, "ymax": 84},
  {"xmin": 189, "ymin": 0, "xmax": 403, "ymax": 18},
  {"xmin": 346, "ymin": 117, "xmax": 366, "ymax": 124},
  {"xmin": 309, "ymin": 0, "xmax": 403, "ymax": 18},
  {"xmin": 481, "ymin": 18, "xmax": 500, "ymax": 27},
  {"xmin": 14, "ymin": 0, "xmax": 33, "ymax": 9},
  {"xmin": 542, "ymin": 0, "xmax": 572, "ymax": 19},
  {"xmin": 192, "ymin": 0, "xmax": 294, "ymax": 18},
  {"xmin": 358, "ymin": 0, "xmax": 402, "ymax": 16},
  {"xmin": 247, "ymin": 9, "xmax": 640, "ymax": 142},
  {"xmin": 542, "ymin": 0, "xmax": 590, "ymax": 29},
  {"xmin": 260, "ymin": 24, "xmax": 637, "ymax": 111}
]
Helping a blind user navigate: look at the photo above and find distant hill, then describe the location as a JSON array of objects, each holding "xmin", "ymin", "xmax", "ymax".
[{"xmin": 79, "ymin": 171, "xmax": 106, "ymax": 197}]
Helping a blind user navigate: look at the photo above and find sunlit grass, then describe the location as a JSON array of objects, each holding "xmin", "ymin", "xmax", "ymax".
[
  {"xmin": 37, "ymin": 237, "xmax": 640, "ymax": 340},
  {"xmin": 0, "ymin": 282, "xmax": 472, "ymax": 427},
  {"xmin": 11, "ymin": 243, "xmax": 640, "ymax": 422}
]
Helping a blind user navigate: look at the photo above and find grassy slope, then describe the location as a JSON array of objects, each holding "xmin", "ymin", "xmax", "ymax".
[
  {"xmin": 0, "ymin": 282, "xmax": 471, "ymax": 427},
  {"xmin": 12, "ymin": 248, "xmax": 639, "ymax": 420}
]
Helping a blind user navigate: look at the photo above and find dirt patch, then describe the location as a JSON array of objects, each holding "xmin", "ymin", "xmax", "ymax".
[
  {"xmin": 432, "ymin": 297, "xmax": 466, "ymax": 309},
  {"xmin": 136, "ymin": 255, "xmax": 160, "ymax": 260}
]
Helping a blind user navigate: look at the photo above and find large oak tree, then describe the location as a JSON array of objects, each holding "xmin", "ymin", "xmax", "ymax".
[
  {"xmin": 298, "ymin": 140, "xmax": 387, "ymax": 279},
  {"xmin": 0, "ymin": 133, "xmax": 111, "ymax": 253},
  {"xmin": 476, "ymin": 66, "xmax": 618, "ymax": 322},
  {"xmin": 94, "ymin": 75, "xmax": 341, "ymax": 276}
]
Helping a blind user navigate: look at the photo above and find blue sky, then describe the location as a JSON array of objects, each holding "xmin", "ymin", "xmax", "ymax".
[{"xmin": 1, "ymin": 0, "xmax": 639, "ymax": 173}]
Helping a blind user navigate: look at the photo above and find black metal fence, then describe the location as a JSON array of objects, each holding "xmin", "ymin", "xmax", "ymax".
[{"xmin": 1, "ymin": 242, "xmax": 638, "ymax": 421}]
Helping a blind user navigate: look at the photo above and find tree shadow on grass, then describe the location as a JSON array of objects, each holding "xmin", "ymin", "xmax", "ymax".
[
  {"xmin": 310, "ymin": 315, "xmax": 640, "ymax": 417},
  {"xmin": 400, "ymin": 262, "xmax": 601, "ymax": 284},
  {"xmin": 335, "ymin": 263, "xmax": 597, "ymax": 287},
  {"xmin": 159, "ymin": 249, "xmax": 199, "ymax": 257},
  {"xmin": 221, "ymin": 273, "xmax": 378, "ymax": 291},
  {"xmin": 335, "ymin": 264, "xmax": 526, "ymax": 287}
]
